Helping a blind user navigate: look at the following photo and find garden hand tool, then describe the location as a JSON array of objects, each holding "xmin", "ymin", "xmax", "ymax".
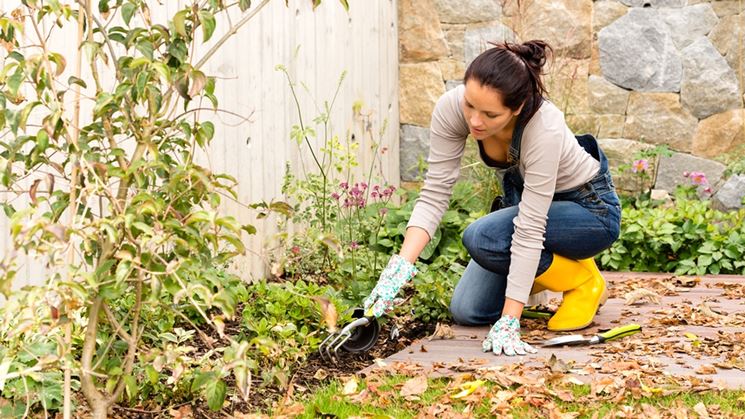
[
  {"xmin": 522, "ymin": 306, "xmax": 555, "ymax": 319},
  {"xmin": 319, "ymin": 308, "xmax": 380, "ymax": 363},
  {"xmin": 542, "ymin": 323, "xmax": 642, "ymax": 347},
  {"xmin": 319, "ymin": 255, "xmax": 416, "ymax": 362}
]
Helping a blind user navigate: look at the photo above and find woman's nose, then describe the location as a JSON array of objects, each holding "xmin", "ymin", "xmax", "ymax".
[{"xmin": 470, "ymin": 115, "xmax": 482, "ymax": 127}]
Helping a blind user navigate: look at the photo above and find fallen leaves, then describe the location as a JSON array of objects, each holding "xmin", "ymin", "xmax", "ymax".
[
  {"xmin": 428, "ymin": 322, "xmax": 455, "ymax": 340},
  {"xmin": 399, "ymin": 375, "xmax": 428, "ymax": 398},
  {"xmin": 624, "ymin": 288, "xmax": 662, "ymax": 305}
]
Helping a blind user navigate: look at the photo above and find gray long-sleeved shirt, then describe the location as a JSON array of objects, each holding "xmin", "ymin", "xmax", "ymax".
[{"xmin": 406, "ymin": 85, "xmax": 600, "ymax": 303}]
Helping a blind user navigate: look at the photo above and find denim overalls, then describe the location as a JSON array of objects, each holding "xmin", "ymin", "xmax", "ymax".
[{"xmin": 449, "ymin": 112, "xmax": 622, "ymax": 326}]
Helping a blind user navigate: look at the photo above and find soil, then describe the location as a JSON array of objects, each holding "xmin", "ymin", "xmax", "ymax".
[{"xmin": 111, "ymin": 310, "xmax": 435, "ymax": 418}]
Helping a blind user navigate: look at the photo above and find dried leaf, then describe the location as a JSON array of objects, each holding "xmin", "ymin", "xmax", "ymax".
[
  {"xmin": 452, "ymin": 379, "xmax": 485, "ymax": 399},
  {"xmin": 169, "ymin": 405, "xmax": 193, "ymax": 418},
  {"xmin": 428, "ymin": 322, "xmax": 455, "ymax": 340},
  {"xmin": 310, "ymin": 296, "xmax": 338, "ymax": 332},
  {"xmin": 624, "ymin": 288, "xmax": 661, "ymax": 305},
  {"xmin": 695, "ymin": 365, "xmax": 717, "ymax": 375},
  {"xmin": 693, "ymin": 402, "xmax": 711, "ymax": 419},
  {"xmin": 313, "ymin": 368, "xmax": 328, "ymax": 381},
  {"xmin": 341, "ymin": 376, "xmax": 358, "ymax": 395},
  {"xmin": 400, "ymin": 375, "xmax": 428, "ymax": 397},
  {"xmin": 29, "ymin": 179, "xmax": 41, "ymax": 204},
  {"xmin": 419, "ymin": 344, "xmax": 428, "ymax": 352}
]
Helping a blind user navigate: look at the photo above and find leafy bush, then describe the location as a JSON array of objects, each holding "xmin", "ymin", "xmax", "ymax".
[{"xmin": 600, "ymin": 187, "xmax": 745, "ymax": 275}]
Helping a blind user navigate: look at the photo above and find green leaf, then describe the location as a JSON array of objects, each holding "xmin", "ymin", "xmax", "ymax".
[
  {"xmin": 67, "ymin": 75, "xmax": 87, "ymax": 88},
  {"xmin": 173, "ymin": 10, "xmax": 188, "ymax": 38},
  {"xmin": 121, "ymin": 3, "xmax": 136, "ymax": 26},
  {"xmin": 197, "ymin": 11, "xmax": 216, "ymax": 43},
  {"xmin": 238, "ymin": 0, "xmax": 251, "ymax": 11},
  {"xmin": 338, "ymin": 0, "xmax": 349, "ymax": 11},
  {"xmin": 204, "ymin": 377, "xmax": 226, "ymax": 411}
]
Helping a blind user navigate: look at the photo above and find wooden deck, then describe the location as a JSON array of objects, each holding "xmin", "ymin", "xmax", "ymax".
[{"xmin": 364, "ymin": 272, "xmax": 745, "ymax": 389}]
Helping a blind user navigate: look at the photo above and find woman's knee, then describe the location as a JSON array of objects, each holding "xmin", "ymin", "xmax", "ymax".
[{"xmin": 449, "ymin": 297, "xmax": 479, "ymax": 325}]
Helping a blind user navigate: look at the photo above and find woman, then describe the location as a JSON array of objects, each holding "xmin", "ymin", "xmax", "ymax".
[{"xmin": 363, "ymin": 40, "xmax": 621, "ymax": 356}]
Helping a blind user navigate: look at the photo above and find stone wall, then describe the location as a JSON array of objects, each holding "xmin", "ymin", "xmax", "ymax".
[{"xmin": 398, "ymin": 0, "xmax": 745, "ymax": 209}]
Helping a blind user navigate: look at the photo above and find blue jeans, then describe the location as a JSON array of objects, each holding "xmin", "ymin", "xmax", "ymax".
[{"xmin": 450, "ymin": 135, "xmax": 621, "ymax": 325}]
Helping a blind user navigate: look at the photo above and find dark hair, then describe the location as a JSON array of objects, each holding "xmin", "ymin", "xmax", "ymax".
[{"xmin": 463, "ymin": 40, "xmax": 553, "ymax": 122}]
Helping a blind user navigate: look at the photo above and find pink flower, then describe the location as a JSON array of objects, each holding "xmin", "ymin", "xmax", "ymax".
[
  {"xmin": 290, "ymin": 246, "xmax": 301, "ymax": 255},
  {"xmin": 379, "ymin": 207, "xmax": 389, "ymax": 215},
  {"xmin": 340, "ymin": 181, "xmax": 349, "ymax": 190},
  {"xmin": 688, "ymin": 171, "xmax": 708, "ymax": 186},
  {"xmin": 331, "ymin": 192, "xmax": 340, "ymax": 200},
  {"xmin": 349, "ymin": 241, "xmax": 359, "ymax": 250},
  {"xmin": 631, "ymin": 159, "xmax": 648, "ymax": 174}
]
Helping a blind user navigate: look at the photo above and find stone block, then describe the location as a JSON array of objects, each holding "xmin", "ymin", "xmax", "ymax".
[
  {"xmin": 713, "ymin": 174, "xmax": 745, "ymax": 210},
  {"xmin": 399, "ymin": 62, "xmax": 445, "ymax": 127},
  {"xmin": 517, "ymin": 0, "xmax": 593, "ymax": 59},
  {"xmin": 599, "ymin": 8, "xmax": 682, "ymax": 92},
  {"xmin": 680, "ymin": 37, "xmax": 741, "ymax": 120},
  {"xmin": 434, "ymin": 0, "xmax": 502, "ymax": 24},
  {"xmin": 593, "ymin": 1, "xmax": 628, "ymax": 32},
  {"xmin": 693, "ymin": 109, "xmax": 745, "ymax": 159},
  {"xmin": 655, "ymin": 152, "xmax": 726, "ymax": 194},
  {"xmin": 400, "ymin": 124, "xmax": 431, "ymax": 181},
  {"xmin": 624, "ymin": 92, "xmax": 697, "ymax": 152},
  {"xmin": 464, "ymin": 23, "xmax": 516, "ymax": 66},
  {"xmin": 588, "ymin": 75, "xmax": 630, "ymax": 114}
]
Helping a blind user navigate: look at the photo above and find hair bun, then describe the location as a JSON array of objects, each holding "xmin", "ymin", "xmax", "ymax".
[{"xmin": 516, "ymin": 40, "xmax": 551, "ymax": 72}]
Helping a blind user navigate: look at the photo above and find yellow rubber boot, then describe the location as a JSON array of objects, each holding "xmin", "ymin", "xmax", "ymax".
[{"xmin": 533, "ymin": 255, "xmax": 608, "ymax": 331}]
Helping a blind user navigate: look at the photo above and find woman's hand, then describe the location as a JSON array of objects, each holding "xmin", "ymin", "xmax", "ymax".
[
  {"xmin": 482, "ymin": 314, "xmax": 537, "ymax": 356},
  {"xmin": 363, "ymin": 254, "xmax": 418, "ymax": 317}
]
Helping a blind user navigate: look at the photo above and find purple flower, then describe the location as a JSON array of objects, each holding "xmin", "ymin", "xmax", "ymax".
[
  {"xmin": 631, "ymin": 159, "xmax": 648, "ymax": 174},
  {"xmin": 340, "ymin": 181, "xmax": 349, "ymax": 190},
  {"xmin": 331, "ymin": 192, "xmax": 340, "ymax": 200}
]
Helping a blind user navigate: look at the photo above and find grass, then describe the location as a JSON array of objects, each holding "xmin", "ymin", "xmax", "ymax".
[{"xmin": 281, "ymin": 375, "xmax": 745, "ymax": 418}]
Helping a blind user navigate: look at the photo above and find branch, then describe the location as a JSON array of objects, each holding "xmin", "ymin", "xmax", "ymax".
[{"xmin": 80, "ymin": 296, "xmax": 108, "ymax": 411}]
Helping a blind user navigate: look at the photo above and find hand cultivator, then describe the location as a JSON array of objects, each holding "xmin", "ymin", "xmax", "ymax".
[{"xmin": 319, "ymin": 308, "xmax": 380, "ymax": 362}]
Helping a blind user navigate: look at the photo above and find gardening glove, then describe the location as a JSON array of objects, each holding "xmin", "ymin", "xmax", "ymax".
[
  {"xmin": 482, "ymin": 314, "xmax": 538, "ymax": 356},
  {"xmin": 363, "ymin": 254, "xmax": 418, "ymax": 317}
]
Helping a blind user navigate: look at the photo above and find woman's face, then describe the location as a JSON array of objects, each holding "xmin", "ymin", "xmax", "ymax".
[{"xmin": 462, "ymin": 79, "xmax": 522, "ymax": 140}]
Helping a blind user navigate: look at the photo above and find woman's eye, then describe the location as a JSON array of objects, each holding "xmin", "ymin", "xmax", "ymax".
[{"xmin": 486, "ymin": 113, "xmax": 498, "ymax": 118}]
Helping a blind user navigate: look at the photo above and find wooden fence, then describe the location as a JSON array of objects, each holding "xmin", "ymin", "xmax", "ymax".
[{"xmin": 0, "ymin": 0, "xmax": 399, "ymax": 293}]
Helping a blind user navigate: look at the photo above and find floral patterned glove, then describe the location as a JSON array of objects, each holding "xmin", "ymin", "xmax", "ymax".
[
  {"xmin": 363, "ymin": 254, "xmax": 418, "ymax": 317},
  {"xmin": 482, "ymin": 315, "xmax": 537, "ymax": 356}
]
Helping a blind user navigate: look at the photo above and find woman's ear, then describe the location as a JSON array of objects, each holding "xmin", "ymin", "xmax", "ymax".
[{"xmin": 514, "ymin": 101, "xmax": 525, "ymax": 117}]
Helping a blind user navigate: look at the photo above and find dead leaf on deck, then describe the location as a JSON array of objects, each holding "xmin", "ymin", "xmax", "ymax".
[
  {"xmin": 310, "ymin": 296, "xmax": 338, "ymax": 332},
  {"xmin": 400, "ymin": 375, "xmax": 428, "ymax": 398},
  {"xmin": 674, "ymin": 276, "xmax": 700, "ymax": 288},
  {"xmin": 428, "ymin": 322, "xmax": 455, "ymax": 340},
  {"xmin": 695, "ymin": 365, "xmax": 717, "ymax": 375},
  {"xmin": 624, "ymin": 288, "xmax": 661, "ymax": 305}
]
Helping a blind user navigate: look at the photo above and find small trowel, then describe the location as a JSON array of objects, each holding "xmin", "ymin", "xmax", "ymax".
[{"xmin": 542, "ymin": 324, "xmax": 642, "ymax": 347}]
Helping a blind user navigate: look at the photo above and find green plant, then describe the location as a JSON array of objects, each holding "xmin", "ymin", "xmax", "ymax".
[{"xmin": 600, "ymin": 188, "xmax": 745, "ymax": 275}]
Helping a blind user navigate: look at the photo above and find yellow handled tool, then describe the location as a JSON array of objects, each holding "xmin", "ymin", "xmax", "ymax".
[{"xmin": 542, "ymin": 324, "xmax": 642, "ymax": 347}]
